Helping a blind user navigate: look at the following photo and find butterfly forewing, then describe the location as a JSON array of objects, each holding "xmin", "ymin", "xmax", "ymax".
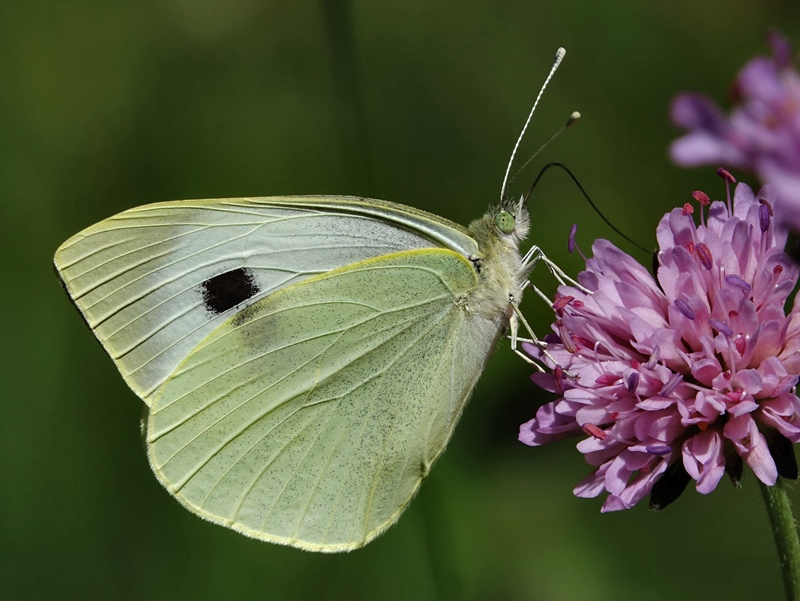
[
  {"xmin": 53, "ymin": 196, "xmax": 477, "ymax": 404},
  {"xmin": 147, "ymin": 248, "xmax": 493, "ymax": 551}
]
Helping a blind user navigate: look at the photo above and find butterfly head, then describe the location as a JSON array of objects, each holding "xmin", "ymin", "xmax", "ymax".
[
  {"xmin": 467, "ymin": 196, "xmax": 530, "ymax": 283},
  {"xmin": 493, "ymin": 196, "xmax": 530, "ymax": 245}
]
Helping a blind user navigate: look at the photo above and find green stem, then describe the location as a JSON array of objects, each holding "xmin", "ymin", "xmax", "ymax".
[{"xmin": 759, "ymin": 478, "xmax": 800, "ymax": 601}]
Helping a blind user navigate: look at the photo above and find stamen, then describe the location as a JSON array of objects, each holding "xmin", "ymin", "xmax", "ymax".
[
  {"xmin": 717, "ymin": 168, "xmax": 736, "ymax": 214},
  {"xmin": 725, "ymin": 274, "xmax": 751, "ymax": 293},
  {"xmin": 695, "ymin": 243, "xmax": 713, "ymax": 269},
  {"xmin": 674, "ymin": 299, "xmax": 696, "ymax": 320},
  {"xmin": 716, "ymin": 168, "xmax": 736, "ymax": 183},
  {"xmin": 626, "ymin": 372, "xmax": 640, "ymax": 393},
  {"xmin": 681, "ymin": 202, "xmax": 703, "ymax": 244},
  {"xmin": 759, "ymin": 200, "xmax": 772, "ymax": 233},
  {"xmin": 693, "ymin": 190, "xmax": 709, "ymax": 226},
  {"xmin": 758, "ymin": 198, "xmax": 773, "ymax": 255},
  {"xmin": 567, "ymin": 223, "xmax": 587, "ymax": 261},
  {"xmin": 660, "ymin": 373, "xmax": 684, "ymax": 396},
  {"xmin": 645, "ymin": 443, "xmax": 672, "ymax": 456},
  {"xmin": 568, "ymin": 223, "xmax": 578, "ymax": 253},
  {"xmin": 582, "ymin": 423, "xmax": 607, "ymax": 440},
  {"xmin": 558, "ymin": 322, "xmax": 576, "ymax": 353},
  {"xmin": 709, "ymin": 319, "xmax": 733, "ymax": 336},
  {"xmin": 646, "ymin": 346, "xmax": 661, "ymax": 369}
]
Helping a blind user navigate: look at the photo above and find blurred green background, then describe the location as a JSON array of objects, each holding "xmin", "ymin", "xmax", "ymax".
[{"xmin": 4, "ymin": 1, "xmax": 800, "ymax": 599}]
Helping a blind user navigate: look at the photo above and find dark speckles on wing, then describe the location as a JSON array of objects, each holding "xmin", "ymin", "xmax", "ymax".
[{"xmin": 201, "ymin": 268, "xmax": 260, "ymax": 315}]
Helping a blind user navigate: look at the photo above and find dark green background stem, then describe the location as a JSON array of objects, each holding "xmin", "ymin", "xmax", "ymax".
[{"xmin": 760, "ymin": 479, "xmax": 800, "ymax": 601}]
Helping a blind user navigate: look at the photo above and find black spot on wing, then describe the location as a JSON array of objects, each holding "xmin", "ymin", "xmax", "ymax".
[{"xmin": 201, "ymin": 268, "xmax": 260, "ymax": 315}]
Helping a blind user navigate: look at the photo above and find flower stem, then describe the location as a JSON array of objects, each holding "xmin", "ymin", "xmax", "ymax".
[{"xmin": 759, "ymin": 478, "xmax": 800, "ymax": 601}]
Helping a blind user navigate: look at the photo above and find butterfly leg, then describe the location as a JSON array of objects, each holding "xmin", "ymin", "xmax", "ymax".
[
  {"xmin": 508, "ymin": 298, "xmax": 562, "ymax": 373},
  {"xmin": 509, "ymin": 307, "xmax": 544, "ymax": 372},
  {"xmin": 513, "ymin": 245, "xmax": 586, "ymax": 374},
  {"xmin": 521, "ymin": 244, "xmax": 587, "ymax": 291}
]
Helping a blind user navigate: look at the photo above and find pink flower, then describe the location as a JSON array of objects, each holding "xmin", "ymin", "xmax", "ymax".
[
  {"xmin": 520, "ymin": 181, "xmax": 800, "ymax": 511},
  {"xmin": 670, "ymin": 31, "xmax": 800, "ymax": 233}
]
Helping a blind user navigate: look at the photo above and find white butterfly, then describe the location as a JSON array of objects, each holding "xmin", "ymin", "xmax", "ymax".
[{"xmin": 54, "ymin": 49, "xmax": 566, "ymax": 552}]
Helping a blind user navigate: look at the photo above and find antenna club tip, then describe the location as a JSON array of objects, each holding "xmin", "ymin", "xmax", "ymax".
[
  {"xmin": 566, "ymin": 111, "xmax": 581, "ymax": 127},
  {"xmin": 554, "ymin": 47, "xmax": 566, "ymax": 64}
]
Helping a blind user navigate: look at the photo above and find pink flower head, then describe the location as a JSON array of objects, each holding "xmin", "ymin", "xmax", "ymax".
[
  {"xmin": 520, "ymin": 182, "xmax": 800, "ymax": 511},
  {"xmin": 670, "ymin": 31, "xmax": 800, "ymax": 232}
]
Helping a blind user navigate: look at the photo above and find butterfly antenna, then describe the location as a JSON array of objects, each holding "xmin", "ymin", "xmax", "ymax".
[
  {"xmin": 508, "ymin": 111, "xmax": 580, "ymax": 189},
  {"xmin": 525, "ymin": 162, "xmax": 650, "ymax": 254},
  {"xmin": 499, "ymin": 47, "xmax": 566, "ymax": 202}
]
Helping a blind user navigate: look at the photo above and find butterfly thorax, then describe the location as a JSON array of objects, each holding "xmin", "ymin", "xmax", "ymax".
[{"xmin": 466, "ymin": 200, "xmax": 530, "ymax": 323}]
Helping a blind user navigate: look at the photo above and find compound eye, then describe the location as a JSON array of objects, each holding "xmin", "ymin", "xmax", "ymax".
[{"xmin": 494, "ymin": 210, "xmax": 516, "ymax": 235}]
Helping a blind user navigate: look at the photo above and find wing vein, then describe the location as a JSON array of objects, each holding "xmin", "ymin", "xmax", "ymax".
[{"xmin": 153, "ymin": 298, "xmax": 443, "ymax": 469}]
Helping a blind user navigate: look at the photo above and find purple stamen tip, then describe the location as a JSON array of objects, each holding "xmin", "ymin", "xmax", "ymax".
[
  {"xmin": 709, "ymin": 319, "xmax": 734, "ymax": 336},
  {"xmin": 725, "ymin": 274, "xmax": 752, "ymax": 293},
  {"xmin": 568, "ymin": 224, "xmax": 578, "ymax": 254},
  {"xmin": 674, "ymin": 299, "xmax": 696, "ymax": 320},
  {"xmin": 626, "ymin": 372, "xmax": 640, "ymax": 393},
  {"xmin": 660, "ymin": 373, "xmax": 684, "ymax": 397},
  {"xmin": 692, "ymin": 190, "xmax": 710, "ymax": 205},
  {"xmin": 759, "ymin": 202, "xmax": 771, "ymax": 232},
  {"xmin": 645, "ymin": 444, "xmax": 672, "ymax": 456}
]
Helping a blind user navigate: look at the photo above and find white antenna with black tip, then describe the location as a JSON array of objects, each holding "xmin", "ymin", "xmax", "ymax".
[
  {"xmin": 509, "ymin": 110, "xmax": 581, "ymax": 189},
  {"xmin": 499, "ymin": 47, "xmax": 566, "ymax": 201}
]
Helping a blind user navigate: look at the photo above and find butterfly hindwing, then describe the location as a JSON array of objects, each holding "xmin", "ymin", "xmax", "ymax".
[{"xmin": 147, "ymin": 248, "xmax": 491, "ymax": 551}]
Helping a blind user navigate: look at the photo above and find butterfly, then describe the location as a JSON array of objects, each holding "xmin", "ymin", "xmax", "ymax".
[{"xmin": 54, "ymin": 49, "xmax": 566, "ymax": 552}]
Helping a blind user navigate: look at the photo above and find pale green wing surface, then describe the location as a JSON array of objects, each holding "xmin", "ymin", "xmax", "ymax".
[
  {"xmin": 54, "ymin": 196, "xmax": 478, "ymax": 404},
  {"xmin": 147, "ymin": 248, "xmax": 496, "ymax": 551}
]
